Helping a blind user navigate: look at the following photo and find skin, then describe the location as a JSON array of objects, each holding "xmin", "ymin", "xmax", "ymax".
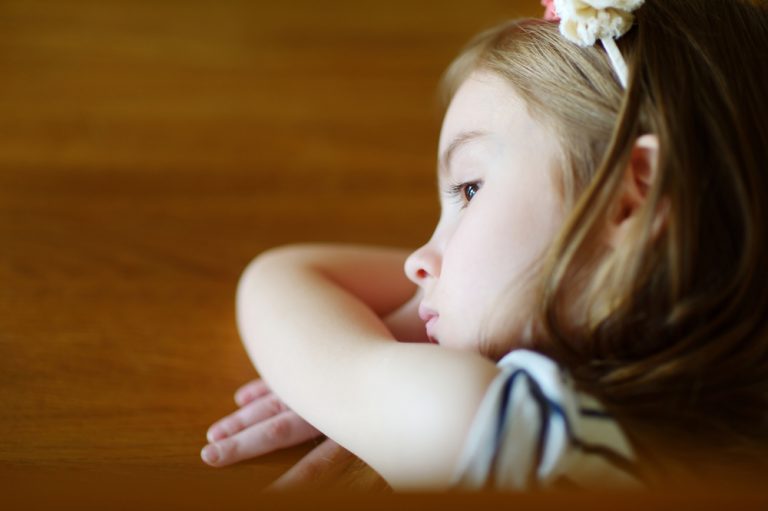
[
  {"xmin": 405, "ymin": 70, "xmax": 564, "ymax": 359},
  {"xmin": 200, "ymin": 290, "xmax": 425, "ymax": 475},
  {"xmin": 199, "ymin": 72, "xmax": 572, "ymax": 488},
  {"xmin": 200, "ymin": 247, "xmax": 427, "ymax": 477}
]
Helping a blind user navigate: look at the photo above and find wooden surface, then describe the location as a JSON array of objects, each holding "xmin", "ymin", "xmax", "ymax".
[
  {"xmin": 2, "ymin": 2, "xmax": 768, "ymax": 508},
  {"xmin": 0, "ymin": 0, "xmax": 541, "ymax": 503}
]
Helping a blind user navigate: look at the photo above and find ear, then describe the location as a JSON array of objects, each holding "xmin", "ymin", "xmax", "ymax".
[{"xmin": 606, "ymin": 134, "xmax": 662, "ymax": 248}]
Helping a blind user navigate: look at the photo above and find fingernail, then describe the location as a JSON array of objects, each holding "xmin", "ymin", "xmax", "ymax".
[{"xmin": 201, "ymin": 445, "xmax": 219, "ymax": 464}]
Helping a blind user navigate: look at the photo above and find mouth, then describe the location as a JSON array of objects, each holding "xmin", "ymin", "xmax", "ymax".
[
  {"xmin": 425, "ymin": 317, "xmax": 439, "ymax": 344},
  {"xmin": 418, "ymin": 303, "xmax": 440, "ymax": 344}
]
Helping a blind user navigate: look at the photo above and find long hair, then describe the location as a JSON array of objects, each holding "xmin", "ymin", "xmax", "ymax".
[{"xmin": 440, "ymin": 0, "xmax": 768, "ymax": 483}]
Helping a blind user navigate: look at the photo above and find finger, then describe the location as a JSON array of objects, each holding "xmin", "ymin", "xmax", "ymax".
[
  {"xmin": 234, "ymin": 378, "xmax": 271, "ymax": 407},
  {"xmin": 201, "ymin": 411, "xmax": 321, "ymax": 467},
  {"xmin": 207, "ymin": 392, "xmax": 289, "ymax": 443},
  {"xmin": 267, "ymin": 438, "xmax": 356, "ymax": 491}
]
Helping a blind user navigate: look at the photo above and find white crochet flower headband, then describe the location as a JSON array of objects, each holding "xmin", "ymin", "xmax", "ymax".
[{"xmin": 542, "ymin": 0, "xmax": 645, "ymax": 88}]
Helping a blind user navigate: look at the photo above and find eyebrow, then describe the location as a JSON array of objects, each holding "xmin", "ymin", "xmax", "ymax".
[{"xmin": 438, "ymin": 130, "xmax": 488, "ymax": 177}]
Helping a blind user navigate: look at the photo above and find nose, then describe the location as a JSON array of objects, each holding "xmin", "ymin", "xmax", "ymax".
[{"xmin": 404, "ymin": 240, "xmax": 441, "ymax": 285}]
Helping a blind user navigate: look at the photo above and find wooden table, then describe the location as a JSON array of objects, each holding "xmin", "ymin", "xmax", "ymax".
[
  {"xmin": 5, "ymin": 2, "xmax": 765, "ymax": 509},
  {"xmin": 0, "ymin": 0, "xmax": 541, "ymax": 505}
]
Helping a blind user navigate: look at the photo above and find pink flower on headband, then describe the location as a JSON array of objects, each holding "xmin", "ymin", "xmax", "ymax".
[{"xmin": 541, "ymin": 0, "xmax": 560, "ymax": 21}]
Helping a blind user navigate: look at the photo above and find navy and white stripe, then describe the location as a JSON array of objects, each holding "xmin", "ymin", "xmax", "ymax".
[{"xmin": 452, "ymin": 349, "xmax": 643, "ymax": 490}]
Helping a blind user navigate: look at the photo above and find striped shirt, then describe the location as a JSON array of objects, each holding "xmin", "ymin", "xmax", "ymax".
[{"xmin": 452, "ymin": 349, "xmax": 643, "ymax": 490}]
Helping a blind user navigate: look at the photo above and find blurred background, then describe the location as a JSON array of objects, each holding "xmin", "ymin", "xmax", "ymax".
[{"xmin": 0, "ymin": 0, "xmax": 538, "ymax": 503}]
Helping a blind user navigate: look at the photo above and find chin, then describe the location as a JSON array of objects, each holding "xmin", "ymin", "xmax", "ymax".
[{"xmin": 475, "ymin": 338, "xmax": 516, "ymax": 362}]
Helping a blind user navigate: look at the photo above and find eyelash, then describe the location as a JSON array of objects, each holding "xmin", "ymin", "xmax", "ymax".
[{"xmin": 446, "ymin": 181, "xmax": 482, "ymax": 208}]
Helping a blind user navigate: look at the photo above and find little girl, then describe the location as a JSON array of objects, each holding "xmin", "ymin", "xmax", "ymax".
[{"xmin": 202, "ymin": 0, "xmax": 768, "ymax": 490}]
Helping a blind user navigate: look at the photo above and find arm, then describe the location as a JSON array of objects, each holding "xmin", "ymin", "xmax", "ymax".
[
  {"xmin": 236, "ymin": 243, "xmax": 499, "ymax": 489},
  {"xmin": 200, "ymin": 252, "xmax": 426, "ymax": 472}
]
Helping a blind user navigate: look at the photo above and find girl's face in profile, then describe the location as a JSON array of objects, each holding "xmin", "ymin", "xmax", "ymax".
[{"xmin": 405, "ymin": 71, "xmax": 564, "ymax": 359}]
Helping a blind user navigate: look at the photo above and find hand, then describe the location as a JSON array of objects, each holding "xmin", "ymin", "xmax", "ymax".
[
  {"xmin": 268, "ymin": 437, "xmax": 391, "ymax": 491},
  {"xmin": 201, "ymin": 378, "xmax": 322, "ymax": 467},
  {"xmin": 267, "ymin": 437, "xmax": 355, "ymax": 491}
]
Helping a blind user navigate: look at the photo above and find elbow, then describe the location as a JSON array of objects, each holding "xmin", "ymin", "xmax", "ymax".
[
  {"xmin": 234, "ymin": 257, "xmax": 264, "ymax": 372},
  {"xmin": 238, "ymin": 242, "xmax": 334, "ymax": 286},
  {"xmin": 234, "ymin": 247, "xmax": 294, "ymax": 372},
  {"xmin": 234, "ymin": 244, "xmax": 320, "ymax": 372},
  {"xmin": 236, "ymin": 244, "xmax": 318, "ymax": 299}
]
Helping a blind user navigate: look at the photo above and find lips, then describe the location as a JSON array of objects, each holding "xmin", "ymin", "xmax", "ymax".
[{"xmin": 418, "ymin": 303, "xmax": 439, "ymax": 344}]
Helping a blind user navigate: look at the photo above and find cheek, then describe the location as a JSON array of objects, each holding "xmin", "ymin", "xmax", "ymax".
[
  {"xmin": 436, "ymin": 225, "xmax": 518, "ymax": 353},
  {"xmin": 439, "ymin": 207, "xmax": 511, "ymax": 312},
  {"xmin": 450, "ymin": 199, "xmax": 535, "ymax": 279},
  {"xmin": 439, "ymin": 188, "xmax": 560, "ymax": 313}
]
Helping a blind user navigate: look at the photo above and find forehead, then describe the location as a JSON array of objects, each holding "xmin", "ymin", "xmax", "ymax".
[
  {"xmin": 437, "ymin": 70, "xmax": 564, "ymax": 201},
  {"xmin": 439, "ymin": 71, "xmax": 524, "ymax": 155}
]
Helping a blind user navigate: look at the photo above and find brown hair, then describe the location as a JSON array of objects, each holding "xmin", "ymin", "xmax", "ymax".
[{"xmin": 440, "ymin": 0, "xmax": 768, "ymax": 484}]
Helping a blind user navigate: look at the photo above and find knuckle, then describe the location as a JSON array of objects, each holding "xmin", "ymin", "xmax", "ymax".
[
  {"xmin": 236, "ymin": 379, "xmax": 268, "ymax": 403},
  {"xmin": 219, "ymin": 417, "xmax": 241, "ymax": 436},
  {"xmin": 266, "ymin": 395, "xmax": 287, "ymax": 416},
  {"xmin": 264, "ymin": 416, "xmax": 292, "ymax": 444},
  {"xmin": 227, "ymin": 416, "xmax": 244, "ymax": 434},
  {"xmin": 217, "ymin": 438, "xmax": 238, "ymax": 460}
]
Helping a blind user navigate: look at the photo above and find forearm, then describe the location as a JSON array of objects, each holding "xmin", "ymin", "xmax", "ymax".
[
  {"xmin": 237, "ymin": 244, "xmax": 397, "ymax": 382},
  {"xmin": 240, "ymin": 243, "xmax": 426, "ymax": 344},
  {"xmin": 236, "ymin": 244, "xmax": 419, "ymax": 423},
  {"xmin": 235, "ymin": 244, "xmax": 498, "ymax": 488}
]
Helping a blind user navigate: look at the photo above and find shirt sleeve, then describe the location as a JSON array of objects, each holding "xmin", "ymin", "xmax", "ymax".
[{"xmin": 451, "ymin": 349, "xmax": 643, "ymax": 490}]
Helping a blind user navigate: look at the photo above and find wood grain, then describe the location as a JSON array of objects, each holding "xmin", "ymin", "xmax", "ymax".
[{"xmin": 0, "ymin": 0, "xmax": 540, "ymax": 502}]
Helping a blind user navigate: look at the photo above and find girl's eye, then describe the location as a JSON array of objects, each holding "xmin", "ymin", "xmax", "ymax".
[{"xmin": 447, "ymin": 181, "xmax": 482, "ymax": 208}]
